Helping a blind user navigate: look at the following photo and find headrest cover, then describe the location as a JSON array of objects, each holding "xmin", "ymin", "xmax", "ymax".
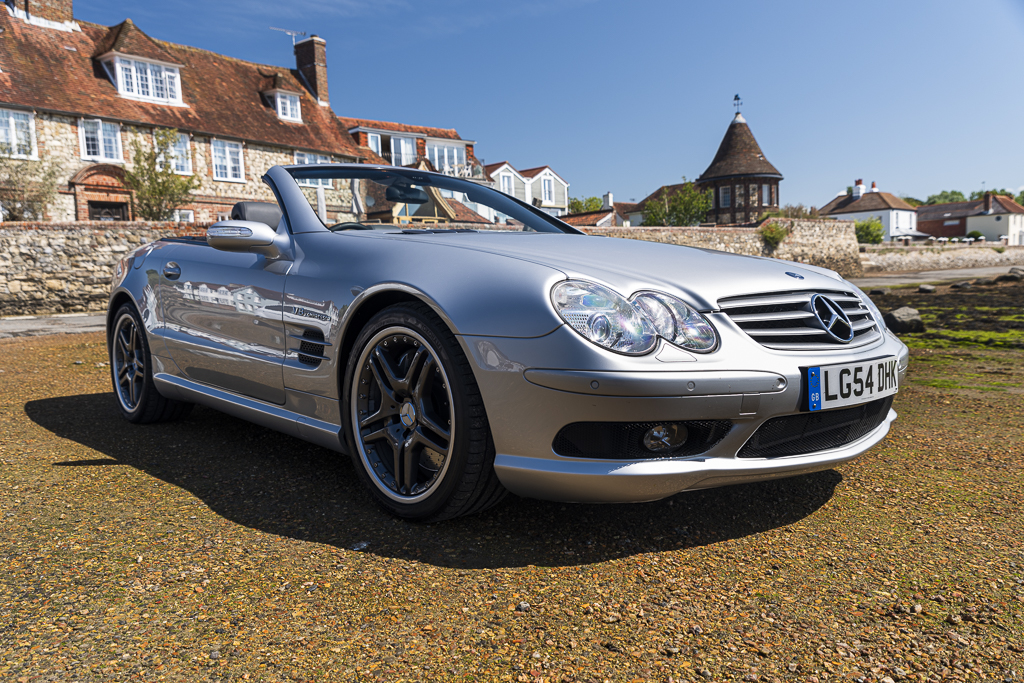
[{"xmin": 230, "ymin": 202, "xmax": 283, "ymax": 229}]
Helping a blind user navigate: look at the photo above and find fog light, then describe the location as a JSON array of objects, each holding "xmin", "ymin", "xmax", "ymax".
[{"xmin": 642, "ymin": 424, "xmax": 689, "ymax": 453}]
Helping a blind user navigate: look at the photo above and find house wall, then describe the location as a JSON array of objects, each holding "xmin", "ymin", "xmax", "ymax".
[
  {"xmin": 918, "ymin": 217, "xmax": 966, "ymax": 238},
  {"xmin": 826, "ymin": 209, "xmax": 917, "ymax": 241},
  {"xmin": 967, "ymin": 213, "xmax": 1024, "ymax": 243},
  {"xmin": 13, "ymin": 112, "xmax": 355, "ymax": 224}
]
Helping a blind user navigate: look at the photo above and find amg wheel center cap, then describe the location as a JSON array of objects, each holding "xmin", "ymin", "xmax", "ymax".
[{"xmin": 399, "ymin": 401, "xmax": 417, "ymax": 428}]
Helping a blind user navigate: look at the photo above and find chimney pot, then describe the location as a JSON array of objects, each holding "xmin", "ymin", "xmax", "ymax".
[
  {"xmin": 852, "ymin": 179, "xmax": 866, "ymax": 200},
  {"xmin": 295, "ymin": 35, "xmax": 329, "ymax": 105}
]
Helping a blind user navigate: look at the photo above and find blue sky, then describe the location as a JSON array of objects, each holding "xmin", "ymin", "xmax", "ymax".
[{"xmin": 77, "ymin": 0, "xmax": 1024, "ymax": 207}]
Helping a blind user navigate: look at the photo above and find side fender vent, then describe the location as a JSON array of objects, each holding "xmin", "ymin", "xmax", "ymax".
[{"xmin": 298, "ymin": 328, "xmax": 326, "ymax": 367}]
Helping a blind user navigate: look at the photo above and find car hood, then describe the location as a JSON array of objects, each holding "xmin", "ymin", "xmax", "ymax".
[{"xmin": 383, "ymin": 232, "xmax": 849, "ymax": 310}]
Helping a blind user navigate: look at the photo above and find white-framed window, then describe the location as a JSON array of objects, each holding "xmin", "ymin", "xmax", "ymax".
[
  {"xmin": 390, "ymin": 136, "xmax": 415, "ymax": 166},
  {"xmin": 500, "ymin": 173, "xmax": 514, "ymax": 195},
  {"xmin": 106, "ymin": 57, "xmax": 182, "ymax": 105},
  {"xmin": 157, "ymin": 132, "xmax": 192, "ymax": 175},
  {"xmin": 79, "ymin": 119, "xmax": 122, "ymax": 162},
  {"xmin": 719, "ymin": 185, "xmax": 731, "ymax": 208},
  {"xmin": 542, "ymin": 177, "xmax": 554, "ymax": 203},
  {"xmin": 211, "ymin": 139, "xmax": 244, "ymax": 182},
  {"xmin": 294, "ymin": 151, "xmax": 332, "ymax": 187},
  {"xmin": 367, "ymin": 133, "xmax": 381, "ymax": 155},
  {"xmin": 275, "ymin": 93, "xmax": 301, "ymax": 122},
  {"xmin": 171, "ymin": 209, "xmax": 194, "ymax": 223},
  {"xmin": 425, "ymin": 143, "xmax": 466, "ymax": 172},
  {"xmin": 0, "ymin": 108, "xmax": 36, "ymax": 158},
  {"xmin": 762, "ymin": 184, "xmax": 770, "ymax": 206}
]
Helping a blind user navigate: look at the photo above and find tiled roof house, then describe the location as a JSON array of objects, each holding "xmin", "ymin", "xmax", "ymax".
[
  {"xmin": 561, "ymin": 193, "xmax": 636, "ymax": 227},
  {"xmin": 0, "ymin": 0, "xmax": 364, "ymax": 222},
  {"xmin": 916, "ymin": 193, "xmax": 1024, "ymax": 244},
  {"xmin": 339, "ymin": 117, "xmax": 482, "ymax": 179},
  {"xmin": 483, "ymin": 161, "xmax": 570, "ymax": 217},
  {"xmin": 819, "ymin": 180, "xmax": 920, "ymax": 241}
]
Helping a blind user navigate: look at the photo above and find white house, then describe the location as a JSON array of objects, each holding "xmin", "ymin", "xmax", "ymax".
[
  {"xmin": 484, "ymin": 161, "xmax": 569, "ymax": 217},
  {"xmin": 819, "ymin": 180, "xmax": 920, "ymax": 241}
]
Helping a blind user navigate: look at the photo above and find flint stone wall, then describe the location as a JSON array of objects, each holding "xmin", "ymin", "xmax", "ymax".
[
  {"xmin": 1, "ymin": 218, "xmax": 861, "ymax": 317},
  {"xmin": 860, "ymin": 244, "xmax": 1024, "ymax": 272},
  {"xmin": 0, "ymin": 221, "xmax": 206, "ymax": 316},
  {"xmin": 582, "ymin": 218, "xmax": 863, "ymax": 278}
]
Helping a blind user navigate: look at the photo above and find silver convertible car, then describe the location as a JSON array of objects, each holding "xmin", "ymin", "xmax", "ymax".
[{"xmin": 107, "ymin": 164, "xmax": 908, "ymax": 521}]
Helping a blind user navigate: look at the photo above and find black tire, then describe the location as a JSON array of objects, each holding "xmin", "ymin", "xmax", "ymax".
[
  {"xmin": 342, "ymin": 302, "xmax": 506, "ymax": 521},
  {"xmin": 109, "ymin": 303, "xmax": 193, "ymax": 424}
]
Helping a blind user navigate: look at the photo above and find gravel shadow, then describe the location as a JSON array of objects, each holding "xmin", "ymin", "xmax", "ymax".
[{"xmin": 26, "ymin": 392, "xmax": 841, "ymax": 569}]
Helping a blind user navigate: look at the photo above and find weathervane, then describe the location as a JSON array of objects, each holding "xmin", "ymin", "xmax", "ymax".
[
  {"xmin": 270, "ymin": 27, "xmax": 306, "ymax": 45},
  {"xmin": 733, "ymin": 94, "xmax": 742, "ymax": 114}
]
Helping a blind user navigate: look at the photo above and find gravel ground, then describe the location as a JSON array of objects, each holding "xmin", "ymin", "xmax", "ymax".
[{"xmin": 1, "ymin": 327, "xmax": 1022, "ymax": 682}]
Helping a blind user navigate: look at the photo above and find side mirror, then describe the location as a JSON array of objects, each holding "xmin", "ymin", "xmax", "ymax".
[{"xmin": 207, "ymin": 220, "xmax": 287, "ymax": 259}]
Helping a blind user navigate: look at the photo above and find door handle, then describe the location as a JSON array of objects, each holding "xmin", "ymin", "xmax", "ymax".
[{"xmin": 163, "ymin": 262, "xmax": 181, "ymax": 280}]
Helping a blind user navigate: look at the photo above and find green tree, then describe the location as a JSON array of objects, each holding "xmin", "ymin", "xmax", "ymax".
[
  {"xmin": 1017, "ymin": 191, "xmax": 1024, "ymax": 207},
  {"xmin": 568, "ymin": 196, "xmax": 602, "ymax": 213},
  {"xmin": 761, "ymin": 203, "xmax": 818, "ymax": 220},
  {"xmin": 123, "ymin": 128, "xmax": 200, "ymax": 220},
  {"xmin": 0, "ymin": 149, "xmax": 62, "ymax": 221},
  {"xmin": 641, "ymin": 178, "xmax": 712, "ymax": 227},
  {"xmin": 568, "ymin": 196, "xmax": 603, "ymax": 213},
  {"xmin": 855, "ymin": 217, "xmax": 885, "ymax": 244},
  {"xmin": 925, "ymin": 190, "xmax": 966, "ymax": 205},
  {"xmin": 900, "ymin": 195, "xmax": 923, "ymax": 207},
  {"xmin": 969, "ymin": 189, "xmax": 1013, "ymax": 200}
]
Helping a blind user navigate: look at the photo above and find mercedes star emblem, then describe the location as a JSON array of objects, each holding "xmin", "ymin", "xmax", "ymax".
[{"xmin": 810, "ymin": 294, "xmax": 854, "ymax": 342}]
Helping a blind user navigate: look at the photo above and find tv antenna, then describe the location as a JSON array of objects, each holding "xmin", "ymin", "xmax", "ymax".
[{"xmin": 270, "ymin": 27, "xmax": 306, "ymax": 45}]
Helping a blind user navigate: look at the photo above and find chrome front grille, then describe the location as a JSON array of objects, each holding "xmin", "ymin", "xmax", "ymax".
[{"xmin": 718, "ymin": 289, "xmax": 881, "ymax": 351}]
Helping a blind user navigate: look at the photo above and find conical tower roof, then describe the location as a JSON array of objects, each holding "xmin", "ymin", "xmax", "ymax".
[{"xmin": 698, "ymin": 113, "xmax": 782, "ymax": 182}]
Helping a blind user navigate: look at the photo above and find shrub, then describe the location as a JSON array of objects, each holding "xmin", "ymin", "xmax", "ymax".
[
  {"xmin": 854, "ymin": 218, "xmax": 885, "ymax": 244},
  {"xmin": 759, "ymin": 221, "xmax": 789, "ymax": 251},
  {"xmin": 967, "ymin": 230, "xmax": 984, "ymax": 240},
  {"xmin": 992, "ymin": 246, "xmax": 1005, "ymax": 254}
]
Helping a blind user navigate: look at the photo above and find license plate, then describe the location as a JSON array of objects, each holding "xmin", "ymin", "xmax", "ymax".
[{"xmin": 807, "ymin": 357, "xmax": 899, "ymax": 411}]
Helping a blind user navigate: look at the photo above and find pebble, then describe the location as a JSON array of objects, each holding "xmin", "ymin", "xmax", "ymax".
[
  {"xmin": 950, "ymin": 280, "xmax": 972, "ymax": 289},
  {"xmin": 210, "ymin": 651, "xmax": 221, "ymax": 659},
  {"xmin": 516, "ymin": 601, "xmax": 531, "ymax": 612},
  {"xmin": 869, "ymin": 288, "xmax": 888, "ymax": 296},
  {"xmin": 350, "ymin": 541, "xmax": 369, "ymax": 551},
  {"xmin": 974, "ymin": 278, "xmax": 995, "ymax": 286},
  {"xmin": 917, "ymin": 284, "xmax": 936, "ymax": 293}
]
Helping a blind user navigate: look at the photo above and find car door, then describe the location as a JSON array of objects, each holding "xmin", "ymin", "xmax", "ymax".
[{"xmin": 160, "ymin": 240, "xmax": 289, "ymax": 405}]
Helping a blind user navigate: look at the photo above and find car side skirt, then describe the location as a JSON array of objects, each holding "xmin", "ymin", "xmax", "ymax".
[{"xmin": 152, "ymin": 372, "xmax": 346, "ymax": 454}]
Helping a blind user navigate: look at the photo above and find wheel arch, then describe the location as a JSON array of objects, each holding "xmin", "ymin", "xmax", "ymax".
[{"xmin": 107, "ymin": 289, "xmax": 138, "ymax": 346}]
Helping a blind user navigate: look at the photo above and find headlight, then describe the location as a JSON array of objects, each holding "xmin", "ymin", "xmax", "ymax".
[
  {"xmin": 631, "ymin": 292, "xmax": 719, "ymax": 353},
  {"xmin": 551, "ymin": 280, "xmax": 719, "ymax": 355},
  {"xmin": 551, "ymin": 280, "xmax": 657, "ymax": 355}
]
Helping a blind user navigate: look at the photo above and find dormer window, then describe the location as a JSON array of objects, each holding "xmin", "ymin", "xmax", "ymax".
[
  {"xmin": 104, "ymin": 56, "xmax": 183, "ymax": 106},
  {"xmin": 274, "ymin": 92, "xmax": 302, "ymax": 122}
]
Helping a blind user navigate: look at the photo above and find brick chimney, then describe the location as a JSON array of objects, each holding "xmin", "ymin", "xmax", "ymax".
[
  {"xmin": 294, "ymin": 35, "xmax": 329, "ymax": 106},
  {"xmin": 22, "ymin": 0, "xmax": 74, "ymax": 23},
  {"xmin": 983, "ymin": 192, "xmax": 992, "ymax": 214},
  {"xmin": 870, "ymin": 181, "xmax": 879, "ymax": 192}
]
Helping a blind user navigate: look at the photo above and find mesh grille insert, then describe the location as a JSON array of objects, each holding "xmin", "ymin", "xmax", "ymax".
[
  {"xmin": 298, "ymin": 329, "xmax": 325, "ymax": 367},
  {"xmin": 553, "ymin": 420, "xmax": 732, "ymax": 460},
  {"xmin": 738, "ymin": 396, "xmax": 893, "ymax": 459}
]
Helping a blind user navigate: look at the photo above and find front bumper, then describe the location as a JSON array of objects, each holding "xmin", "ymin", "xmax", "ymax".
[{"xmin": 461, "ymin": 321, "xmax": 909, "ymax": 503}]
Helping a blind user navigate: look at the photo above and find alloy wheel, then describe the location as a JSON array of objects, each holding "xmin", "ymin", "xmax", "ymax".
[
  {"xmin": 112, "ymin": 314, "xmax": 145, "ymax": 412},
  {"xmin": 353, "ymin": 327, "xmax": 454, "ymax": 503}
]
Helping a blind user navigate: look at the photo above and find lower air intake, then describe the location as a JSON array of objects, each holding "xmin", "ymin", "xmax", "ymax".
[
  {"xmin": 553, "ymin": 420, "xmax": 732, "ymax": 460},
  {"xmin": 738, "ymin": 396, "xmax": 893, "ymax": 459}
]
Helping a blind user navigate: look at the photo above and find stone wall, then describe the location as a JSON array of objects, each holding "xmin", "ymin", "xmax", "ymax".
[
  {"xmin": 1, "ymin": 218, "xmax": 864, "ymax": 317},
  {"xmin": 582, "ymin": 218, "xmax": 863, "ymax": 278},
  {"xmin": 0, "ymin": 221, "xmax": 205, "ymax": 316},
  {"xmin": 860, "ymin": 244, "xmax": 1024, "ymax": 272}
]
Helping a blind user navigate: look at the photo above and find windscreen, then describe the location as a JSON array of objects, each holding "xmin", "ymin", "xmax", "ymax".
[{"xmin": 284, "ymin": 165, "xmax": 579, "ymax": 234}]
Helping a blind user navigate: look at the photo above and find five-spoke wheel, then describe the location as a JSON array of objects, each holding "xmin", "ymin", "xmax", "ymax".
[
  {"xmin": 108, "ymin": 303, "xmax": 193, "ymax": 424},
  {"xmin": 354, "ymin": 328, "xmax": 454, "ymax": 500},
  {"xmin": 344, "ymin": 303, "xmax": 506, "ymax": 521}
]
